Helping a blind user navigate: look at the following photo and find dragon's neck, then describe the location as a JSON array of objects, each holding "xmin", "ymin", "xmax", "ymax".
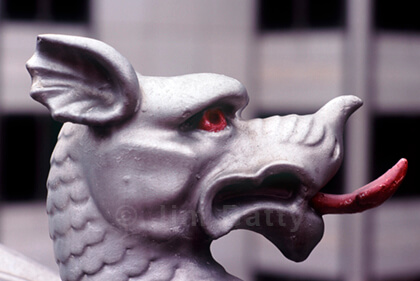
[
  {"xmin": 124, "ymin": 237, "xmax": 239, "ymax": 281},
  {"xmin": 51, "ymin": 198, "xmax": 238, "ymax": 281}
]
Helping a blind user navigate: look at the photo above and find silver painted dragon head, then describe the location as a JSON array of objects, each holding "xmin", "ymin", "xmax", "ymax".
[{"xmin": 27, "ymin": 34, "xmax": 407, "ymax": 281}]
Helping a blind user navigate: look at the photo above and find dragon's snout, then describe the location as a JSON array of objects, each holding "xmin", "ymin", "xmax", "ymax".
[{"xmin": 199, "ymin": 95, "xmax": 407, "ymax": 262}]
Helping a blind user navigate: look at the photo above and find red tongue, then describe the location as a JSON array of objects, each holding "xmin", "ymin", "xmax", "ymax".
[{"xmin": 311, "ymin": 158, "xmax": 408, "ymax": 215}]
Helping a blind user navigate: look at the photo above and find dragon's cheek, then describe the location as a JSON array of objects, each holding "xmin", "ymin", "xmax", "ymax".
[{"xmin": 84, "ymin": 147, "xmax": 199, "ymax": 236}]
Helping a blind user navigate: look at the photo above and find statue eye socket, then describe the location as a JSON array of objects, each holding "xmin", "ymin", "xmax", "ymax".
[{"xmin": 198, "ymin": 108, "xmax": 227, "ymax": 132}]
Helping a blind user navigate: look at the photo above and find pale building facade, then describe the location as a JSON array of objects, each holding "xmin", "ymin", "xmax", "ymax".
[{"xmin": 1, "ymin": 1, "xmax": 419, "ymax": 280}]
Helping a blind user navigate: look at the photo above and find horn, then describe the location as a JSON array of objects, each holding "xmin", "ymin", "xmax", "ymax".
[{"xmin": 315, "ymin": 95, "xmax": 363, "ymax": 131}]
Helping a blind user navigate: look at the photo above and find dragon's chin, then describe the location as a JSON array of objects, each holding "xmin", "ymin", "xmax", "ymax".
[
  {"xmin": 204, "ymin": 201, "xmax": 324, "ymax": 262},
  {"xmin": 240, "ymin": 205, "xmax": 324, "ymax": 262}
]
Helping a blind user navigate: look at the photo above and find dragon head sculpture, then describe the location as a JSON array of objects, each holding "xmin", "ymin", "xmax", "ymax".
[{"xmin": 27, "ymin": 34, "xmax": 407, "ymax": 281}]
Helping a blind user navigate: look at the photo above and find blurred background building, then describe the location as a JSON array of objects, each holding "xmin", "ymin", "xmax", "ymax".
[{"xmin": 0, "ymin": 0, "xmax": 419, "ymax": 280}]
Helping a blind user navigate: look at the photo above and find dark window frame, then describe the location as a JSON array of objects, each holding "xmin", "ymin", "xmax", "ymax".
[
  {"xmin": 0, "ymin": 115, "xmax": 62, "ymax": 201},
  {"xmin": 1, "ymin": 0, "xmax": 90, "ymax": 24},
  {"xmin": 374, "ymin": 0, "xmax": 420, "ymax": 33},
  {"xmin": 372, "ymin": 115, "xmax": 419, "ymax": 198},
  {"xmin": 258, "ymin": 0, "xmax": 346, "ymax": 32}
]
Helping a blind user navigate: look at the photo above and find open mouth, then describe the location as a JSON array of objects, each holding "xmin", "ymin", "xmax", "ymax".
[
  {"xmin": 199, "ymin": 159, "xmax": 406, "ymax": 263},
  {"xmin": 198, "ymin": 165, "xmax": 326, "ymax": 262},
  {"xmin": 212, "ymin": 172, "xmax": 301, "ymax": 216},
  {"xmin": 197, "ymin": 163, "xmax": 315, "ymax": 239},
  {"xmin": 200, "ymin": 158, "xmax": 407, "ymax": 238}
]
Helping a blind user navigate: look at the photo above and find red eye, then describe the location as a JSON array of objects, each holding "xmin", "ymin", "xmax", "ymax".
[{"xmin": 198, "ymin": 108, "xmax": 227, "ymax": 132}]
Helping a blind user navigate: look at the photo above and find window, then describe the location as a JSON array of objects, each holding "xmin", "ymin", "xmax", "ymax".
[
  {"xmin": 1, "ymin": 0, "xmax": 90, "ymax": 23},
  {"xmin": 375, "ymin": 0, "xmax": 420, "ymax": 32},
  {"xmin": 0, "ymin": 115, "xmax": 61, "ymax": 201},
  {"xmin": 372, "ymin": 115, "xmax": 419, "ymax": 198},
  {"xmin": 258, "ymin": 0, "xmax": 345, "ymax": 32}
]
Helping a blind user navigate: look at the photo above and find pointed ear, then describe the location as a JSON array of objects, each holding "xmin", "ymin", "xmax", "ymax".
[{"xmin": 26, "ymin": 34, "xmax": 141, "ymax": 126}]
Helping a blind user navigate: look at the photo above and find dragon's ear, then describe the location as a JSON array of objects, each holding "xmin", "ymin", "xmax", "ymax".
[{"xmin": 26, "ymin": 34, "xmax": 141, "ymax": 126}]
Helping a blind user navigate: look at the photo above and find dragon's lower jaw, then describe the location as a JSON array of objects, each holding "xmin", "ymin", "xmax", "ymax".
[
  {"xmin": 311, "ymin": 158, "xmax": 408, "ymax": 215},
  {"xmin": 233, "ymin": 203, "xmax": 325, "ymax": 262}
]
